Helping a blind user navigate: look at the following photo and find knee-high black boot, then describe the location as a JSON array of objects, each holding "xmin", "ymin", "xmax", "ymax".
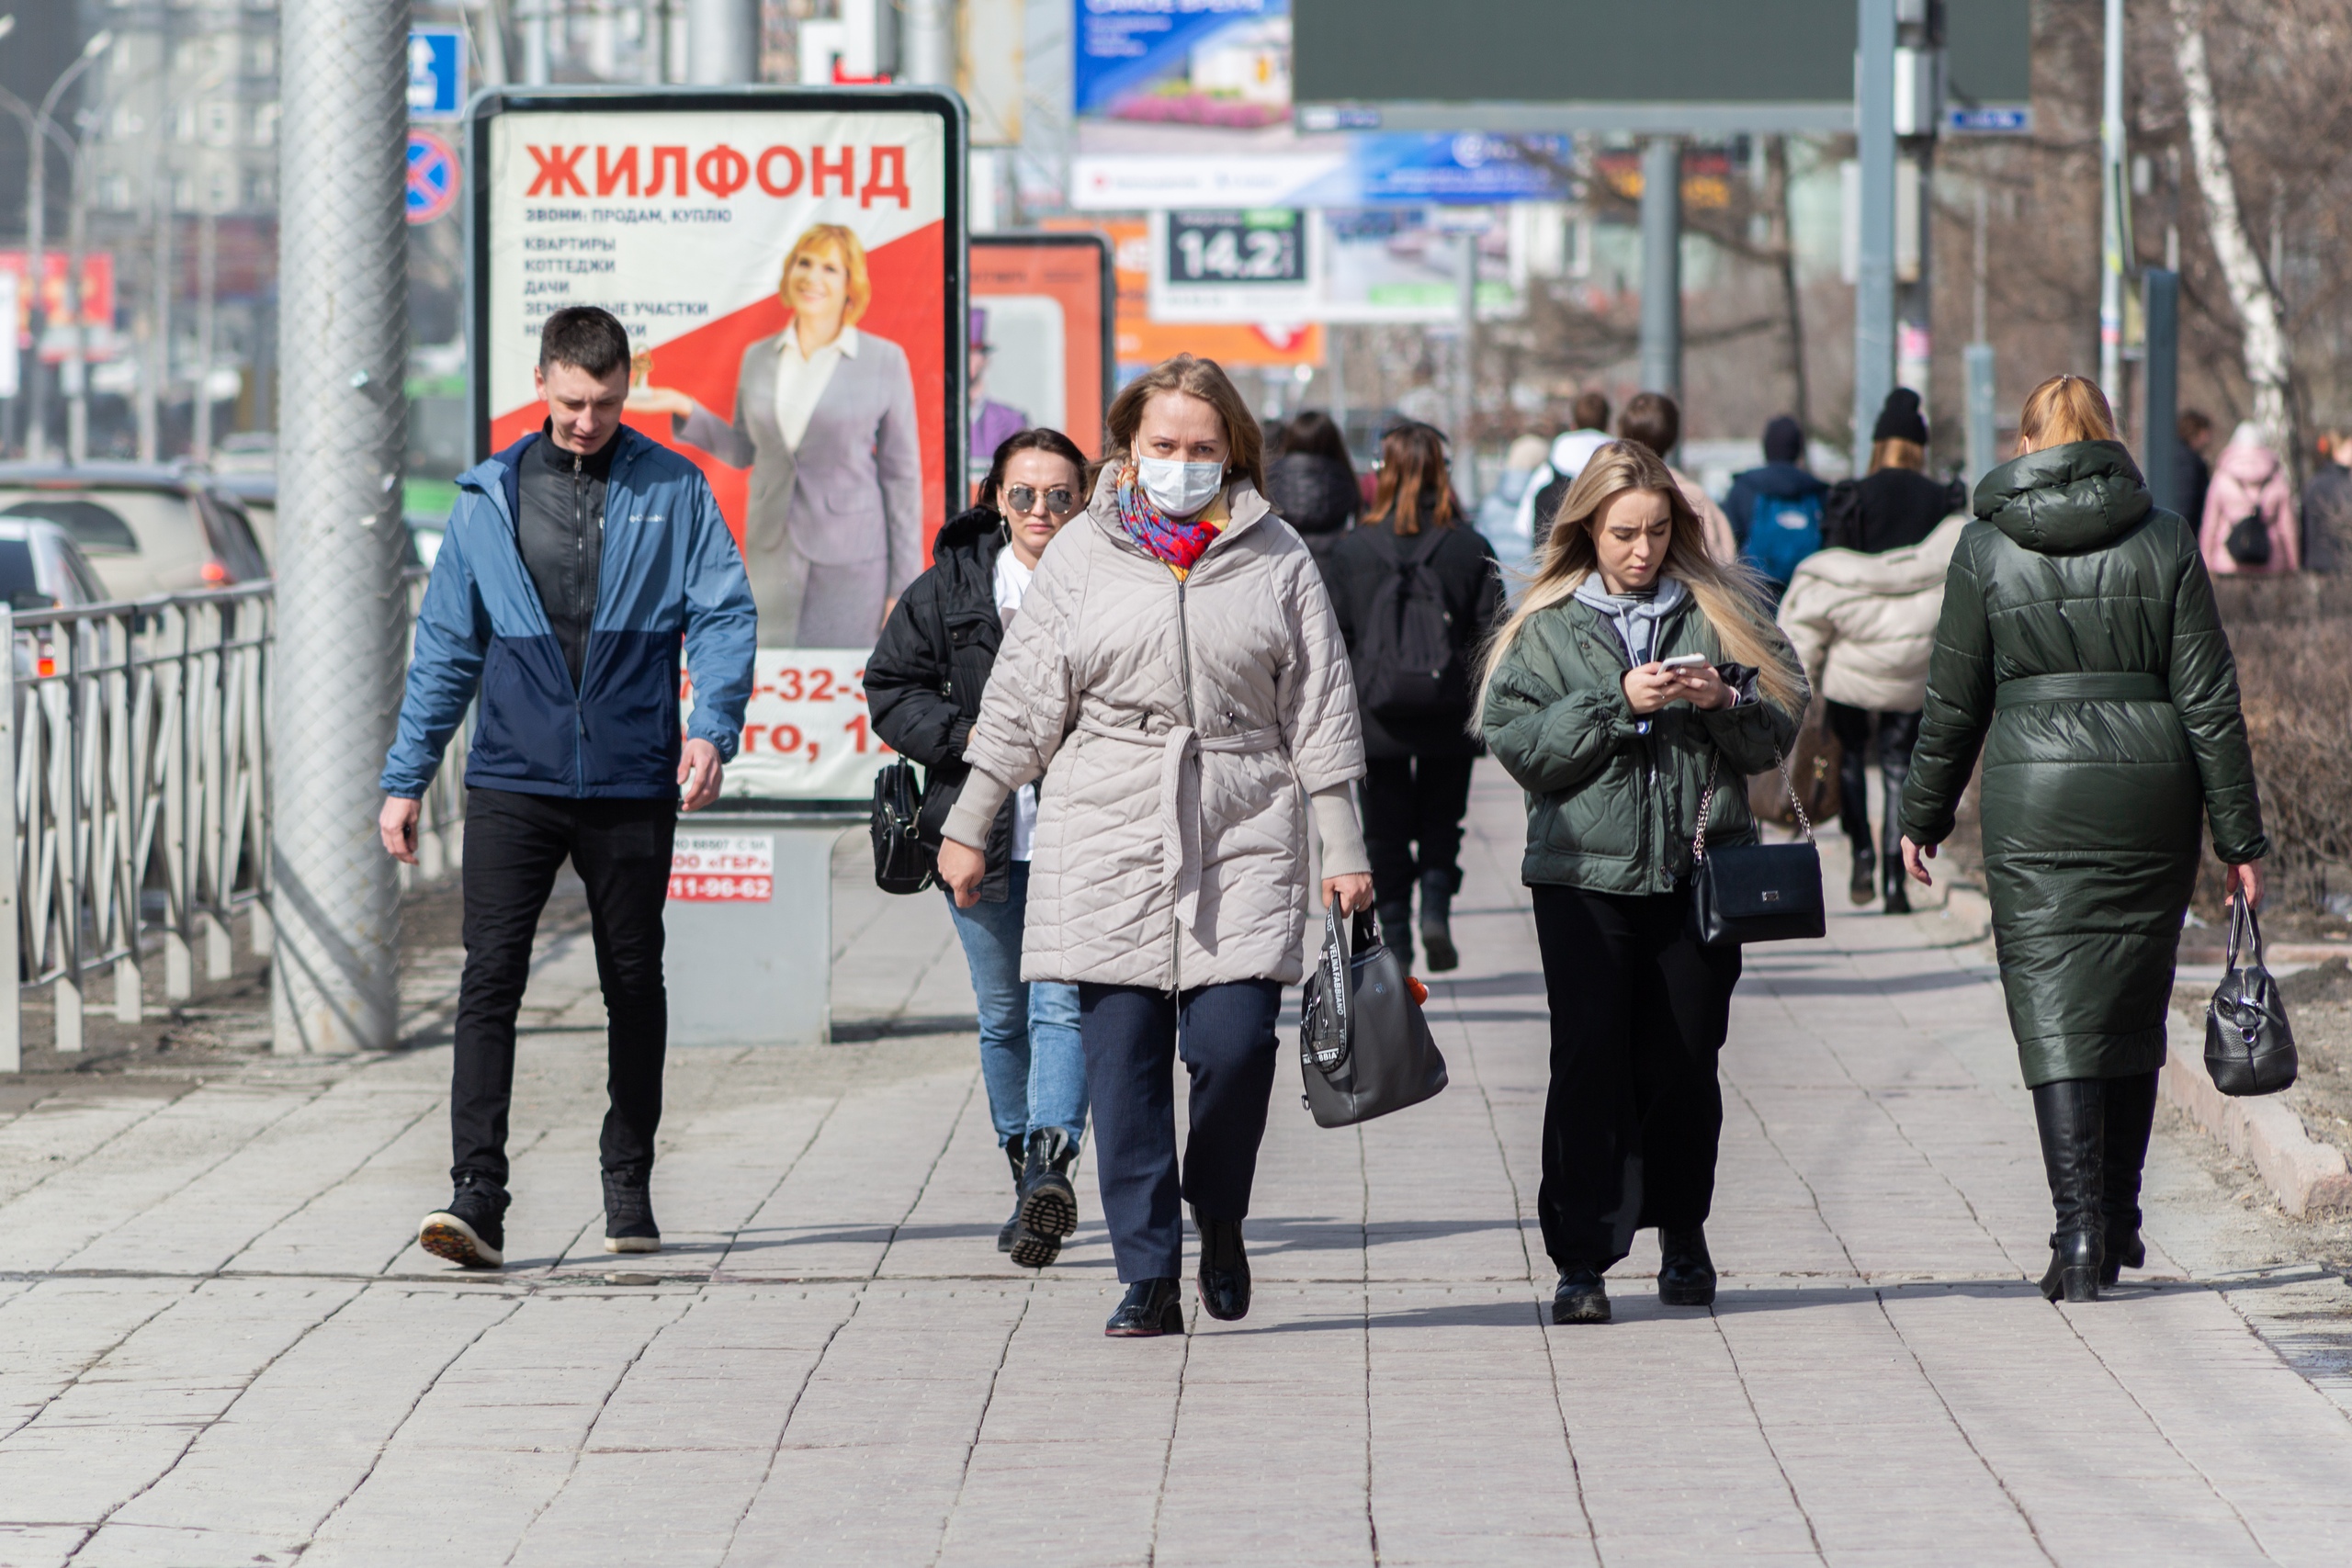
[
  {"xmin": 2031, "ymin": 1079, "xmax": 2106, "ymax": 1303},
  {"xmin": 2100, "ymin": 1071, "xmax": 2159, "ymax": 1286}
]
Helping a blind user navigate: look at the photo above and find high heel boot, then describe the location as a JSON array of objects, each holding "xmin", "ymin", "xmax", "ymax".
[
  {"xmin": 2100, "ymin": 1070, "xmax": 2159, "ymax": 1286},
  {"xmin": 2031, "ymin": 1078, "xmax": 2106, "ymax": 1303}
]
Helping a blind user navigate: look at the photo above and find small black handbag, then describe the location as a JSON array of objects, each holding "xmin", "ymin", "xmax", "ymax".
[
  {"xmin": 1299, "ymin": 900, "xmax": 1448, "ymax": 1128},
  {"xmin": 1690, "ymin": 753, "xmax": 1826, "ymax": 947},
  {"xmin": 869, "ymin": 758, "xmax": 933, "ymax": 895},
  {"xmin": 2205, "ymin": 894, "xmax": 2297, "ymax": 1096}
]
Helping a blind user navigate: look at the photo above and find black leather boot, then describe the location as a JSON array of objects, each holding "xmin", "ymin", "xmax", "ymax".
[
  {"xmin": 1882, "ymin": 869, "xmax": 1913, "ymax": 915},
  {"xmin": 1193, "ymin": 1206, "xmax": 1251, "ymax": 1321},
  {"xmin": 997, "ymin": 1136, "xmax": 1024, "ymax": 1253},
  {"xmin": 1552, "ymin": 1267, "xmax": 1610, "ymax": 1324},
  {"xmin": 1105, "ymin": 1277, "xmax": 1185, "ymax": 1337},
  {"xmin": 1011, "ymin": 1129, "xmax": 1080, "ymax": 1269},
  {"xmin": 1657, "ymin": 1226, "xmax": 1717, "ymax": 1306},
  {"xmin": 1849, "ymin": 840, "xmax": 1878, "ymax": 906},
  {"xmin": 2032, "ymin": 1078, "xmax": 2107, "ymax": 1303},
  {"xmin": 1418, "ymin": 870, "xmax": 1459, "ymax": 973},
  {"xmin": 1376, "ymin": 901, "xmax": 1414, "ymax": 971},
  {"xmin": 2100, "ymin": 1071, "xmax": 2159, "ymax": 1286}
]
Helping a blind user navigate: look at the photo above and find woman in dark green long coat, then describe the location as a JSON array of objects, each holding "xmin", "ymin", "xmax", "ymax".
[{"xmin": 1898, "ymin": 375, "xmax": 2267, "ymax": 1303}]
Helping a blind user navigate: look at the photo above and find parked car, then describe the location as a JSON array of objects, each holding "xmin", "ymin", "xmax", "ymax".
[
  {"xmin": 207, "ymin": 468, "xmax": 278, "ymax": 558},
  {"xmin": 0, "ymin": 464, "xmax": 271, "ymax": 601},
  {"xmin": 0, "ymin": 517, "xmax": 110, "ymax": 611}
]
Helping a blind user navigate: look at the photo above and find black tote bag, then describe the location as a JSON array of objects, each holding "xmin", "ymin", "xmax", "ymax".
[
  {"xmin": 1690, "ymin": 753, "xmax": 1826, "ymax": 947},
  {"xmin": 1299, "ymin": 901, "xmax": 1448, "ymax": 1128},
  {"xmin": 2205, "ymin": 894, "xmax": 2297, "ymax": 1096}
]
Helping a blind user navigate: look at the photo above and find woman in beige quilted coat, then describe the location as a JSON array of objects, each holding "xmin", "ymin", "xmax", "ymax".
[{"xmin": 939, "ymin": 355, "xmax": 1373, "ymax": 1338}]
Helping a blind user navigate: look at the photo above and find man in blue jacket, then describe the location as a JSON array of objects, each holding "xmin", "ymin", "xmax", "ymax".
[{"xmin": 379, "ymin": 306, "xmax": 756, "ymax": 1269}]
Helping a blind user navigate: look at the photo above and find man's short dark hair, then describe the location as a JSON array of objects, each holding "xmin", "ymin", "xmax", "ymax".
[
  {"xmin": 1571, "ymin": 389, "xmax": 1611, "ymax": 433},
  {"xmin": 539, "ymin": 307, "xmax": 630, "ymax": 378},
  {"xmin": 1617, "ymin": 391, "xmax": 1680, "ymax": 459}
]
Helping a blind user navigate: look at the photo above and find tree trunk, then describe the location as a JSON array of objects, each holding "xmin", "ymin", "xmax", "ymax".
[
  {"xmin": 1770, "ymin": 136, "xmax": 1810, "ymax": 437},
  {"xmin": 2170, "ymin": 0, "xmax": 2290, "ymax": 446}
]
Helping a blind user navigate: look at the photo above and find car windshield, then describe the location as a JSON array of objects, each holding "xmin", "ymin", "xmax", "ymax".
[
  {"xmin": 0, "ymin": 538, "xmax": 45, "ymax": 606},
  {"xmin": 1, "ymin": 498, "xmax": 141, "ymax": 555}
]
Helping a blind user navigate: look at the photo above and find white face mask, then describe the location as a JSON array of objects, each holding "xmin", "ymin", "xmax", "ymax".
[{"xmin": 1136, "ymin": 457, "xmax": 1226, "ymax": 518}]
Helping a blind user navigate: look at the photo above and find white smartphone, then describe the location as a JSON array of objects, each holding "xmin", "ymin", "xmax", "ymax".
[{"xmin": 1660, "ymin": 653, "xmax": 1711, "ymax": 669}]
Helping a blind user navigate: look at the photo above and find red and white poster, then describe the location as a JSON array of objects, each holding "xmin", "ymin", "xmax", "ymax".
[{"xmin": 968, "ymin": 232, "xmax": 1114, "ymax": 492}]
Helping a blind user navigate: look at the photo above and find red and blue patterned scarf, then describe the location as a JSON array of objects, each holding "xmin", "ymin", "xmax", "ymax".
[{"xmin": 1114, "ymin": 466, "xmax": 1221, "ymax": 574}]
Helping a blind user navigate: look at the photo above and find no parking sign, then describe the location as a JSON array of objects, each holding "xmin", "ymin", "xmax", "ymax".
[{"xmin": 407, "ymin": 130, "xmax": 460, "ymax": 225}]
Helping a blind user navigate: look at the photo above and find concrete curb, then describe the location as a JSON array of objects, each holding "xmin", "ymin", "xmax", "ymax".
[{"xmin": 2161, "ymin": 1041, "xmax": 2352, "ymax": 1218}]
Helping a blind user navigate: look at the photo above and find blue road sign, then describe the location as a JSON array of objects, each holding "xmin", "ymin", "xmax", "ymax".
[
  {"xmin": 407, "ymin": 129, "xmax": 460, "ymax": 224},
  {"xmin": 409, "ymin": 28, "xmax": 466, "ymax": 120}
]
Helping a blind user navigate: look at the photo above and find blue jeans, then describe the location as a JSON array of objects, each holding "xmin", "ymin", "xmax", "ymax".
[{"xmin": 944, "ymin": 861, "xmax": 1088, "ymax": 1148}]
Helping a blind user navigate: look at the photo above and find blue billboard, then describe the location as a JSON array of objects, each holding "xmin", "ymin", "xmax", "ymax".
[{"xmin": 1076, "ymin": 0, "xmax": 1291, "ymax": 126}]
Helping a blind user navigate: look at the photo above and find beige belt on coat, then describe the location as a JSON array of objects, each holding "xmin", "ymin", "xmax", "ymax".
[{"xmin": 1077, "ymin": 719, "xmax": 1283, "ymax": 934}]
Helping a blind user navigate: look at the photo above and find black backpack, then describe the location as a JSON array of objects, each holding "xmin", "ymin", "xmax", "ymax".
[
  {"xmin": 1353, "ymin": 527, "xmax": 1465, "ymax": 726},
  {"xmin": 2225, "ymin": 511, "xmax": 2273, "ymax": 567}
]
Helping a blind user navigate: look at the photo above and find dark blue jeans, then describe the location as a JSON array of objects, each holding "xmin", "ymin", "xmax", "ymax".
[{"xmin": 1079, "ymin": 978, "xmax": 1283, "ymax": 1282}]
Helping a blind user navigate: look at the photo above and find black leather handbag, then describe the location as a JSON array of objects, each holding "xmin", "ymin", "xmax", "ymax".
[
  {"xmin": 2205, "ymin": 894, "xmax": 2297, "ymax": 1096},
  {"xmin": 1299, "ymin": 901, "xmax": 1448, "ymax": 1128},
  {"xmin": 869, "ymin": 759, "xmax": 933, "ymax": 895},
  {"xmin": 1690, "ymin": 753, "xmax": 1826, "ymax": 947}
]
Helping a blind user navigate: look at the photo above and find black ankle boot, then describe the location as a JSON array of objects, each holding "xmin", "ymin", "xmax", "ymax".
[
  {"xmin": 1882, "ymin": 874, "xmax": 1912, "ymax": 915},
  {"xmin": 1553, "ymin": 1267, "xmax": 1610, "ymax": 1324},
  {"xmin": 1849, "ymin": 841, "xmax": 1878, "ymax": 906},
  {"xmin": 1375, "ymin": 901, "xmax": 1414, "ymax": 971},
  {"xmin": 1011, "ymin": 1129, "xmax": 1080, "ymax": 1269},
  {"xmin": 1657, "ymin": 1226, "xmax": 1717, "ymax": 1306},
  {"xmin": 1418, "ymin": 870, "xmax": 1458, "ymax": 973},
  {"xmin": 997, "ymin": 1136, "xmax": 1024, "ymax": 1253},
  {"xmin": 1193, "ymin": 1205, "xmax": 1251, "ymax": 1321},
  {"xmin": 2100, "ymin": 1071, "xmax": 2159, "ymax": 1285},
  {"xmin": 2031, "ymin": 1078, "xmax": 2107, "ymax": 1303},
  {"xmin": 1105, "ymin": 1277, "xmax": 1185, "ymax": 1337}
]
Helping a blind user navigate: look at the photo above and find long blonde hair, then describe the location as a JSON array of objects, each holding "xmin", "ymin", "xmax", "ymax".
[{"xmin": 1476, "ymin": 441, "xmax": 1804, "ymax": 717}]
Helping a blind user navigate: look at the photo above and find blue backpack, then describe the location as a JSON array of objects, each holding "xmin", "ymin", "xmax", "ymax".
[{"xmin": 1743, "ymin": 491, "xmax": 1823, "ymax": 585}]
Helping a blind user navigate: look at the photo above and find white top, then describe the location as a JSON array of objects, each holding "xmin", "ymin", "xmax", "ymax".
[
  {"xmin": 771, "ymin": 322, "xmax": 858, "ymax": 452},
  {"xmin": 991, "ymin": 546, "xmax": 1041, "ymax": 862}
]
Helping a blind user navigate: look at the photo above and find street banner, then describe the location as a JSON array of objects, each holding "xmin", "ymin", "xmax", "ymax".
[
  {"xmin": 968, "ymin": 231, "xmax": 1114, "ymax": 489},
  {"xmin": 471, "ymin": 87, "xmax": 966, "ymax": 802}
]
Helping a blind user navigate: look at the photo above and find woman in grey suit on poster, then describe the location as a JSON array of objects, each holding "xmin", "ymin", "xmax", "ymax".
[{"xmin": 629, "ymin": 222, "xmax": 924, "ymax": 646}]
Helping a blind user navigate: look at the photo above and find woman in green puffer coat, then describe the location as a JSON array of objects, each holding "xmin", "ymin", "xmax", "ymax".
[
  {"xmin": 1480, "ymin": 441, "xmax": 1804, "ymax": 1326},
  {"xmin": 1898, "ymin": 375, "xmax": 2267, "ymax": 1304}
]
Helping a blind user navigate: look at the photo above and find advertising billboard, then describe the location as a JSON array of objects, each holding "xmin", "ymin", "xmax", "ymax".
[
  {"xmin": 1076, "ymin": 0, "xmax": 1290, "ymax": 127},
  {"xmin": 969, "ymin": 232, "xmax": 1116, "ymax": 489},
  {"xmin": 471, "ymin": 86, "xmax": 965, "ymax": 801}
]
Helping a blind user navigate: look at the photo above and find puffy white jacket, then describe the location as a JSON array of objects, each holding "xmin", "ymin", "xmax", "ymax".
[
  {"xmin": 945, "ymin": 472, "xmax": 1366, "ymax": 989},
  {"xmin": 1776, "ymin": 516, "xmax": 1965, "ymax": 713}
]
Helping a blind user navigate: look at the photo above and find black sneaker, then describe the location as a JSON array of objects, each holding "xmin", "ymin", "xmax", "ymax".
[
  {"xmin": 602, "ymin": 1168, "xmax": 660, "ymax": 1254},
  {"xmin": 1657, "ymin": 1226, "xmax": 1717, "ymax": 1306},
  {"xmin": 420, "ymin": 1176, "xmax": 507, "ymax": 1269},
  {"xmin": 1011, "ymin": 1129, "xmax": 1080, "ymax": 1269}
]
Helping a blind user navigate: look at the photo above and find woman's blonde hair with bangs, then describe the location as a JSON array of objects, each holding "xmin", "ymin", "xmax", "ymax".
[{"xmin": 1476, "ymin": 440, "xmax": 1805, "ymax": 719}]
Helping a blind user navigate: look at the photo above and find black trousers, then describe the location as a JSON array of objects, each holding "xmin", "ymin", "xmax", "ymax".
[
  {"xmin": 1078, "ymin": 979, "xmax": 1282, "ymax": 1282},
  {"xmin": 1826, "ymin": 703, "xmax": 1922, "ymax": 868},
  {"xmin": 1532, "ymin": 884, "xmax": 1741, "ymax": 1273},
  {"xmin": 450, "ymin": 788, "xmax": 677, "ymax": 1198},
  {"xmin": 1358, "ymin": 755, "xmax": 1476, "ymax": 909}
]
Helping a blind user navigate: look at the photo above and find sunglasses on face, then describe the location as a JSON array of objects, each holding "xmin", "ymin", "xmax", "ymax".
[{"xmin": 1005, "ymin": 484, "xmax": 1079, "ymax": 517}]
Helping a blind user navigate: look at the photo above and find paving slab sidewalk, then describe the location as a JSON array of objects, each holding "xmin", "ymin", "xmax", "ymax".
[{"xmin": 0, "ymin": 762, "xmax": 2349, "ymax": 1566}]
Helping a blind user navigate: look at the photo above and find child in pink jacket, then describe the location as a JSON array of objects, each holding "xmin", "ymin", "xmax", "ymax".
[{"xmin": 2199, "ymin": 423, "xmax": 2299, "ymax": 573}]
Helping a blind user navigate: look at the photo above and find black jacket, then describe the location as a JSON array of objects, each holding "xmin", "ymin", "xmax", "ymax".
[
  {"xmin": 1823, "ymin": 466, "xmax": 1966, "ymax": 555},
  {"xmin": 515, "ymin": 423, "xmax": 614, "ymax": 687},
  {"xmin": 865, "ymin": 506, "xmax": 1020, "ymax": 901},
  {"xmin": 1266, "ymin": 452, "xmax": 1359, "ymax": 559},
  {"xmin": 1319, "ymin": 516, "xmax": 1505, "ymax": 759}
]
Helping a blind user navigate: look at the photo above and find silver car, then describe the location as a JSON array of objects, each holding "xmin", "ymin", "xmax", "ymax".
[{"xmin": 0, "ymin": 464, "xmax": 270, "ymax": 601}]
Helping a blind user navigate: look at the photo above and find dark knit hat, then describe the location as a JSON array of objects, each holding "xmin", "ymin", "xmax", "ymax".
[
  {"xmin": 1762, "ymin": 415, "xmax": 1804, "ymax": 464},
  {"xmin": 1872, "ymin": 388, "xmax": 1928, "ymax": 446}
]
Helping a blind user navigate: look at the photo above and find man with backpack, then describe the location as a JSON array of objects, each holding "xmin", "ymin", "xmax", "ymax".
[
  {"xmin": 1724, "ymin": 414, "xmax": 1829, "ymax": 603},
  {"xmin": 1318, "ymin": 422, "xmax": 1505, "ymax": 971}
]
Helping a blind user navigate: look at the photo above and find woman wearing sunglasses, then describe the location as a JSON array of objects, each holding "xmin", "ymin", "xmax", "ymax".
[{"xmin": 867, "ymin": 428, "xmax": 1092, "ymax": 1269}]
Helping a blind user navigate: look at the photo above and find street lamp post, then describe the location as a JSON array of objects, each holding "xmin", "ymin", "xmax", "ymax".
[{"xmin": 17, "ymin": 28, "xmax": 113, "ymax": 462}]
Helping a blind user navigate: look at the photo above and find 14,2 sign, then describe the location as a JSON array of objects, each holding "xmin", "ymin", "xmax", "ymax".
[{"xmin": 1164, "ymin": 209, "xmax": 1304, "ymax": 284}]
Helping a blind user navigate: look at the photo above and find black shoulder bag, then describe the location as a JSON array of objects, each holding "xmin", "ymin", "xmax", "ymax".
[
  {"xmin": 2224, "ymin": 512, "xmax": 2273, "ymax": 568},
  {"xmin": 1299, "ymin": 900, "xmax": 1448, "ymax": 1127},
  {"xmin": 1691, "ymin": 752, "xmax": 1826, "ymax": 946},
  {"xmin": 869, "ymin": 759, "xmax": 933, "ymax": 895},
  {"xmin": 2205, "ymin": 893, "xmax": 2297, "ymax": 1095}
]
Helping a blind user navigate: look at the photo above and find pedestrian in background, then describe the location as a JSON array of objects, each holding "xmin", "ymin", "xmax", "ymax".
[
  {"xmin": 1477, "ymin": 432, "xmax": 1555, "ymax": 553},
  {"xmin": 2177, "ymin": 409, "xmax": 2216, "ymax": 533},
  {"xmin": 937, "ymin": 354, "xmax": 1371, "ymax": 1337},
  {"xmin": 1725, "ymin": 414, "xmax": 1829, "ymax": 602},
  {"xmin": 866, "ymin": 428, "xmax": 1092, "ymax": 1269},
  {"xmin": 1776, "ymin": 510, "xmax": 1964, "ymax": 913},
  {"xmin": 2303, "ymin": 432, "xmax": 2352, "ymax": 572},
  {"xmin": 1321, "ymin": 421, "xmax": 1504, "ymax": 972},
  {"xmin": 1480, "ymin": 441, "xmax": 1804, "ymax": 1325},
  {"xmin": 1265, "ymin": 408, "xmax": 1361, "ymax": 562},
  {"xmin": 1518, "ymin": 389, "xmax": 1616, "ymax": 553},
  {"xmin": 380, "ymin": 306, "xmax": 757, "ymax": 1269},
  {"xmin": 1821, "ymin": 388, "xmax": 1965, "ymax": 555},
  {"xmin": 2200, "ymin": 421, "xmax": 2300, "ymax": 574},
  {"xmin": 1614, "ymin": 391, "xmax": 1738, "ymax": 564},
  {"xmin": 1900, "ymin": 374, "xmax": 2266, "ymax": 1303}
]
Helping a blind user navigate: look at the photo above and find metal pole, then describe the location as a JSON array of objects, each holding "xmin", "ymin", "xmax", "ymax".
[
  {"xmin": 900, "ymin": 0, "xmax": 953, "ymax": 85},
  {"xmin": 193, "ymin": 205, "xmax": 218, "ymax": 462},
  {"xmin": 273, "ymin": 0, "xmax": 410, "ymax": 1054},
  {"xmin": 524, "ymin": 0, "xmax": 551, "ymax": 85},
  {"xmin": 23, "ymin": 118, "xmax": 46, "ymax": 463},
  {"xmin": 1853, "ymin": 0, "xmax": 1897, "ymax": 469},
  {"xmin": 2099, "ymin": 0, "xmax": 2126, "ymax": 400},
  {"xmin": 1963, "ymin": 344, "xmax": 1996, "ymax": 490},
  {"xmin": 2143, "ymin": 268, "xmax": 2181, "ymax": 516},
  {"xmin": 687, "ymin": 0, "xmax": 757, "ymax": 85},
  {"xmin": 1637, "ymin": 136, "xmax": 1681, "ymax": 407},
  {"xmin": 145, "ymin": 182, "xmax": 172, "ymax": 463},
  {"xmin": 1455, "ymin": 229, "xmax": 1479, "ymax": 507},
  {"xmin": 65, "ymin": 145, "xmax": 90, "ymax": 465}
]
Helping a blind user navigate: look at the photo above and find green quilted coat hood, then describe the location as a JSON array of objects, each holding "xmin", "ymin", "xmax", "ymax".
[{"xmin": 1973, "ymin": 440, "xmax": 2152, "ymax": 554}]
